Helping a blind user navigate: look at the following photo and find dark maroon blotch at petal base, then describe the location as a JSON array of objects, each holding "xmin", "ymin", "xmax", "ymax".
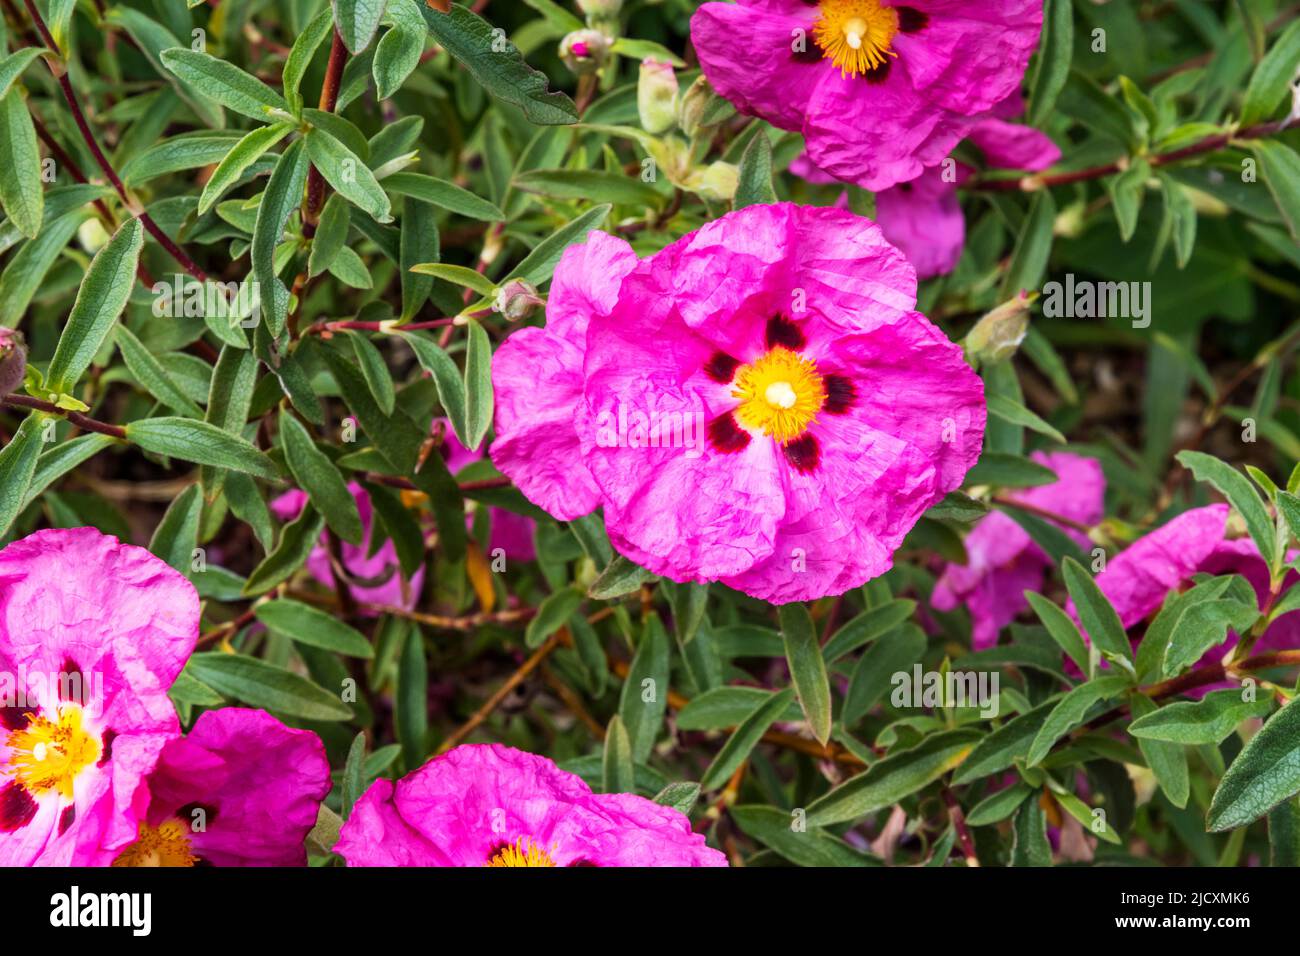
[
  {"xmin": 0, "ymin": 704, "xmax": 27, "ymax": 732},
  {"xmin": 708, "ymin": 413, "xmax": 752, "ymax": 454},
  {"xmin": 791, "ymin": 39, "xmax": 824, "ymax": 64},
  {"xmin": 823, "ymin": 374, "xmax": 857, "ymax": 414},
  {"xmin": 179, "ymin": 802, "xmax": 218, "ymax": 826},
  {"xmin": 864, "ymin": 59, "xmax": 891, "ymax": 84},
  {"xmin": 897, "ymin": 7, "xmax": 929, "ymax": 33},
  {"xmin": 704, "ymin": 351, "xmax": 742, "ymax": 384},
  {"xmin": 58, "ymin": 804, "xmax": 76, "ymax": 836},
  {"xmin": 0, "ymin": 782, "xmax": 37, "ymax": 832},
  {"xmin": 782, "ymin": 434, "xmax": 821, "ymax": 473},
  {"xmin": 58, "ymin": 657, "xmax": 83, "ymax": 703},
  {"xmin": 97, "ymin": 728, "xmax": 117, "ymax": 767},
  {"xmin": 766, "ymin": 315, "xmax": 806, "ymax": 351}
]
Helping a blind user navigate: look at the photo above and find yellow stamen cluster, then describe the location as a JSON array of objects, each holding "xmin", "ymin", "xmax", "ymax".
[
  {"xmin": 112, "ymin": 819, "xmax": 199, "ymax": 868},
  {"xmin": 732, "ymin": 347, "xmax": 826, "ymax": 444},
  {"xmin": 486, "ymin": 837, "xmax": 558, "ymax": 868},
  {"xmin": 4, "ymin": 706, "xmax": 100, "ymax": 799},
  {"xmin": 814, "ymin": 0, "xmax": 900, "ymax": 78}
]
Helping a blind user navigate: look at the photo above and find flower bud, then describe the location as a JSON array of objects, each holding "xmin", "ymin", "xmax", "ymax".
[
  {"xmin": 0, "ymin": 328, "xmax": 27, "ymax": 397},
  {"xmin": 637, "ymin": 58, "xmax": 679, "ymax": 135},
  {"xmin": 686, "ymin": 161, "xmax": 738, "ymax": 202},
  {"xmin": 964, "ymin": 291, "xmax": 1034, "ymax": 366},
  {"xmin": 677, "ymin": 76, "xmax": 732, "ymax": 138},
  {"xmin": 559, "ymin": 30, "xmax": 610, "ymax": 76},
  {"xmin": 495, "ymin": 279, "xmax": 543, "ymax": 322},
  {"xmin": 77, "ymin": 218, "xmax": 111, "ymax": 255}
]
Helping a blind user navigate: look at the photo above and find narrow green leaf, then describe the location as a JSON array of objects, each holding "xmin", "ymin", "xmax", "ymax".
[
  {"xmin": 116, "ymin": 325, "xmax": 204, "ymax": 418},
  {"xmin": 463, "ymin": 320, "xmax": 493, "ymax": 451},
  {"xmin": 0, "ymin": 87, "xmax": 42, "ymax": 239},
  {"xmin": 187, "ymin": 652, "xmax": 352, "ymax": 720},
  {"xmin": 385, "ymin": 171, "xmax": 505, "ymax": 221},
  {"xmin": 305, "ymin": 126, "xmax": 393, "ymax": 223},
  {"xmin": 0, "ymin": 415, "xmax": 46, "ymax": 535},
  {"xmin": 149, "ymin": 483, "xmax": 202, "ymax": 572},
  {"xmin": 198, "ymin": 123, "xmax": 293, "ymax": 214},
  {"xmin": 1177, "ymin": 450, "xmax": 1278, "ymax": 571},
  {"xmin": 602, "ymin": 715, "xmax": 635, "ymax": 794},
  {"xmin": 700, "ymin": 689, "xmax": 795, "ymax": 791},
  {"xmin": 733, "ymin": 133, "xmax": 776, "ymax": 209},
  {"xmin": 279, "ymin": 410, "xmax": 364, "ymax": 545},
  {"xmin": 1063, "ymin": 557, "xmax": 1133, "ymax": 667},
  {"xmin": 128, "ymin": 417, "xmax": 278, "ymax": 479},
  {"xmin": 257, "ymin": 598, "xmax": 373, "ymax": 657},
  {"xmin": 618, "ymin": 615, "xmax": 670, "ymax": 763},
  {"xmin": 779, "ymin": 603, "xmax": 832, "ymax": 746},
  {"xmin": 524, "ymin": 586, "xmax": 584, "ymax": 648},
  {"xmin": 160, "ymin": 48, "xmax": 290, "ymax": 120},
  {"xmin": 1209, "ymin": 699, "xmax": 1300, "ymax": 831}
]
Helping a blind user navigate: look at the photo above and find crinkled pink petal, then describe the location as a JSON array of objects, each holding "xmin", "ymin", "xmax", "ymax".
[
  {"xmin": 0, "ymin": 528, "xmax": 198, "ymax": 866},
  {"xmin": 437, "ymin": 419, "xmax": 536, "ymax": 561},
  {"xmin": 142, "ymin": 708, "xmax": 329, "ymax": 866},
  {"xmin": 968, "ymin": 117, "xmax": 1061, "ymax": 172},
  {"xmin": 335, "ymin": 744, "xmax": 725, "ymax": 867},
  {"xmin": 875, "ymin": 167, "xmax": 965, "ymax": 279}
]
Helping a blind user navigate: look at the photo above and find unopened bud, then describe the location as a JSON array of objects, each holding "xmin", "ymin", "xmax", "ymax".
[
  {"xmin": 495, "ymin": 280, "xmax": 542, "ymax": 322},
  {"xmin": 678, "ymin": 76, "xmax": 732, "ymax": 137},
  {"xmin": 686, "ymin": 161, "xmax": 739, "ymax": 202},
  {"xmin": 77, "ymin": 218, "xmax": 111, "ymax": 255},
  {"xmin": 0, "ymin": 328, "xmax": 27, "ymax": 397},
  {"xmin": 637, "ymin": 58, "xmax": 679, "ymax": 135},
  {"xmin": 965, "ymin": 291, "xmax": 1034, "ymax": 366},
  {"xmin": 559, "ymin": 30, "xmax": 610, "ymax": 75}
]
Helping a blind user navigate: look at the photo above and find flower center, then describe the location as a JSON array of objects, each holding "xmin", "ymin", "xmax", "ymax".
[
  {"xmin": 112, "ymin": 819, "xmax": 198, "ymax": 867},
  {"xmin": 814, "ymin": 0, "xmax": 899, "ymax": 77},
  {"xmin": 486, "ymin": 837, "xmax": 557, "ymax": 867},
  {"xmin": 4, "ymin": 707, "xmax": 100, "ymax": 799},
  {"xmin": 732, "ymin": 347, "xmax": 826, "ymax": 444}
]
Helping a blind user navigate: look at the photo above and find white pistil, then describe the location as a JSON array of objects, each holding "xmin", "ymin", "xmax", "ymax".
[
  {"xmin": 765, "ymin": 381, "xmax": 798, "ymax": 409},
  {"xmin": 844, "ymin": 17, "xmax": 867, "ymax": 50}
]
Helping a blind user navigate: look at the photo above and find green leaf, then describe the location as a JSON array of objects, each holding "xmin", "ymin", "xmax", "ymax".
[
  {"xmin": 952, "ymin": 700, "xmax": 1058, "ymax": 784},
  {"xmin": 46, "ymin": 218, "xmax": 143, "ymax": 394},
  {"xmin": 652, "ymin": 782, "xmax": 701, "ymax": 816},
  {"xmin": 160, "ymin": 48, "xmax": 290, "ymax": 121},
  {"xmin": 678, "ymin": 687, "xmax": 801, "ymax": 731},
  {"xmin": 986, "ymin": 393, "xmax": 1065, "ymax": 444},
  {"xmin": 733, "ymin": 133, "xmax": 776, "ymax": 209},
  {"xmin": 1253, "ymin": 140, "xmax": 1300, "ymax": 242},
  {"xmin": 198, "ymin": 123, "xmax": 294, "ymax": 214},
  {"xmin": 308, "ymin": 194, "xmax": 350, "ymax": 278},
  {"xmin": 1010, "ymin": 798, "xmax": 1051, "ymax": 866},
  {"xmin": 588, "ymin": 554, "xmax": 657, "ymax": 599},
  {"xmin": 0, "ymin": 415, "xmax": 46, "ymax": 536},
  {"xmin": 1270, "ymin": 798, "xmax": 1300, "ymax": 867},
  {"xmin": 283, "ymin": 8, "xmax": 334, "ymax": 116},
  {"xmin": 384, "ymin": 171, "xmax": 505, "ymax": 221},
  {"xmin": 806, "ymin": 730, "xmax": 982, "ymax": 826},
  {"xmin": 731, "ymin": 805, "xmax": 879, "ymax": 867},
  {"xmin": 342, "ymin": 732, "xmax": 367, "ymax": 820},
  {"xmin": 463, "ymin": 320, "xmax": 493, "ymax": 451},
  {"xmin": 1025, "ymin": 674, "xmax": 1131, "ymax": 766},
  {"xmin": 602, "ymin": 715, "xmax": 635, "ymax": 795},
  {"xmin": 1177, "ymin": 450, "xmax": 1278, "ymax": 572},
  {"xmin": 823, "ymin": 599, "xmax": 917, "ymax": 662},
  {"xmin": 966, "ymin": 782, "xmax": 1034, "ymax": 827},
  {"xmin": 1209, "ymin": 699, "xmax": 1300, "ymax": 831},
  {"xmin": 506, "ymin": 203, "xmax": 611, "ymax": 286},
  {"xmin": 279, "ymin": 411, "xmax": 364, "ymax": 545},
  {"xmin": 419, "ymin": 3, "xmax": 577, "ymax": 126},
  {"xmin": 1162, "ymin": 593, "xmax": 1258, "ymax": 678},
  {"xmin": 305, "ymin": 126, "xmax": 393, "ymax": 223},
  {"xmin": 396, "ymin": 622, "xmax": 428, "ymax": 768},
  {"xmin": 700, "ymin": 689, "xmax": 795, "ymax": 791},
  {"xmin": 1026, "ymin": 0, "xmax": 1073, "ymax": 127},
  {"xmin": 965, "ymin": 452, "xmax": 1058, "ymax": 488},
  {"xmin": 398, "ymin": 198, "xmax": 435, "ymax": 321},
  {"xmin": 1062, "ymin": 557, "xmax": 1133, "ymax": 667},
  {"xmin": 187, "ymin": 652, "xmax": 352, "ymax": 720},
  {"xmin": 252, "ymin": 138, "xmax": 311, "ymax": 336},
  {"xmin": 345, "ymin": 331, "xmax": 395, "ymax": 416},
  {"xmin": 400, "ymin": 332, "xmax": 469, "ymax": 444},
  {"xmin": 513, "ymin": 169, "xmax": 665, "ymax": 210},
  {"xmin": 0, "ymin": 48, "xmax": 45, "ymax": 100},
  {"xmin": 0, "ymin": 87, "xmax": 42, "ymax": 239},
  {"xmin": 524, "ymin": 586, "xmax": 584, "ymax": 648},
  {"xmin": 1241, "ymin": 19, "xmax": 1300, "ymax": 126},
  {"xmin": 1025, "ymin": 591, "xmax": 1090, "ymax": 673},
  {"xmin": 408, "ymin": 262, "xmax": 495, "ymax": 296},
  {"xmin": 121, "ymin": 131, "xmax": 245, "ymax": 185},
  {"xmin": 243, "ymin": 502, "xmax": 324, "ymax": 595},
  {"xmin": 333, "ymin": 0, "xmax": 387, "ymax": 54},
  {"xmin": 618, "ymin": 615, "xmax": 670, "ymax": 763},
  {"xmin": 779, "ymin": 604, "xmax": 832, "ymax": 746},
  {"xmin": 115, "ymin": 325, "xmax": 204, "ymax": 418},
  {"xmin": 128, "ymin": 417, "xmax": 278, "ymax": 480},
  {"xmin": 148, "ymin": 483, "xmax": 202, "ymax": 572},
  {"xmin": 1130, "ymin": 693, "xmax": 1189, "ymax": 808},
  {"xmin": 256, "ymin": 598, "xmax": 373, "ymax": 657},
  {"xmin": 843, "ymin": 625, "xmax": 927, "ymax": 726},
  {"xmin": 1130, "ymin": 688, "xmax": 1273, "ymax": 745},
  {"xmin": 373, "ymin": 0, "xmax": 425, "ymax": 98},
  {"xmin": 1000, "ymin": 190, "xmax": 1056, "ymax": 299}
]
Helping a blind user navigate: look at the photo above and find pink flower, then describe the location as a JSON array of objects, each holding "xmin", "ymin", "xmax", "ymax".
[
  {"xmin": 437, "ymin": 420, "xmax": 536, "ymax": 562},
  {"xmin": 692, "ymin": 0, "xmax": 1045, "ymax": 190},
  {"xmin": 334, "ymin": 743, "xmax": 726, "ymax": 867},
  {"xmin": 0, "ymin": 528, "xmax": 198, "ymax": 866},
  {"xmin": 932, "ymin": 452, "xmax": 1105, "ymax": 650},
  {"xmin": 491, "ymin": 203, "xmax": 985, "ymax": 604},
  {"xmin": 1081, "ymin": 505, "xmax": 1300, "ymax": 671},
  {"xmin": 793, "ymin": 92, "xmax": 1061, "ymax": 278},
  {"xmin": 271, "ymin": 482, "xmax": 424, "ymax": 611},
  {"xmin": 112, "ymin": 708, "xmax": 329, "ymax": 867}
]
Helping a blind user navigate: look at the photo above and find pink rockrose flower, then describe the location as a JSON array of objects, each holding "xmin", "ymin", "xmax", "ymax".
[
  {"xmin": 0, "ymin": 527, "xmax": 198, "ymax": 866},
  {"xmin": 932, "ymin": 451, "xmax": 1105, "ymax": 650},
  {"xmin": 1079, "ymin": 505, "xmax": 1300, "ymax": 673},
  {"xmin": 436, "ymin": 419, "xmax": 536, "ymax": 562},
  {"xmin": 271, "ymin": 482, "xmax": 424, "ymax": 612},
  {"xmin": 792, "ymin": 92, "xmax": 1061, "ymax": 278},
  {"xmin": 335, "ymin": 743, "xmax": 726, "ymax": 867},
  {"xmin": 112, "ymin": 708, "xmax": 329, "ymax": 867},
  {"xmin": 490, "ymin": 203, "xmax": 986, "ymax": 604},
  {"xmin": 691, "ymin": 0, "xmax": 1045, "ymax": 190}
]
